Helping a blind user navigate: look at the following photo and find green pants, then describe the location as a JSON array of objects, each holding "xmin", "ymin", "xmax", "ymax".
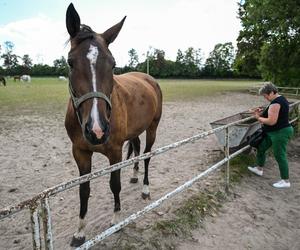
[{"xmin": 256, "ymin": 126, "xmax": 294, "ymax": 179}]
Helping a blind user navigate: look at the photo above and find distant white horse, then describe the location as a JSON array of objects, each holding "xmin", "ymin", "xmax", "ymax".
[
  {"xmin": 21, "ymin": 75, "xmax": 31, "ymax": 83},
  {"xmin": 58, "ymin": 76, "xmax": 67, "ymax": 81}
]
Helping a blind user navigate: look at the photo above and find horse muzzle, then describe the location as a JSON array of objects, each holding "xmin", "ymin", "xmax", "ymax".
[{"xmin": 84, "ymin": 121, "xmax": 110, "ymax": 145}]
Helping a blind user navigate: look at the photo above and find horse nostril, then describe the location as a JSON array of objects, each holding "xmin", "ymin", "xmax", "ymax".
[{"xmin": 85, "ymin": 123, "xmax": 92, "ymax": 135}]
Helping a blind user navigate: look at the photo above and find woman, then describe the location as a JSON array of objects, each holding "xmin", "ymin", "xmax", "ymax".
[{"xmin": 248, "ymin": 82, "xmax": 294, "ymax": 188}]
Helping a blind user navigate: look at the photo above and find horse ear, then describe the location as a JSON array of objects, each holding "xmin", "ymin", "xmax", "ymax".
[
  {"xmin": 66, "ymin": 3, "xmax": 81, "ymax": 38},
  {"xmin": 102, "ymin": 16, "xmax": 126, "ymax": 45}
]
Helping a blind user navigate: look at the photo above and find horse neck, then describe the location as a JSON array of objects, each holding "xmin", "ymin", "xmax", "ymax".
[
  {"xmin": 111, "ymin": 75, "xmax": 128, "ymax": 113},
  {"xmin": 112, "ymin": 76, "xmax": 121, "ymax": 102}
]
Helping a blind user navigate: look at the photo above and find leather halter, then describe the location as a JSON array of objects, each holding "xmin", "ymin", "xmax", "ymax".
[{"xmin": 68, "ymin": 80, "xmax": 112, "ymax": 124}]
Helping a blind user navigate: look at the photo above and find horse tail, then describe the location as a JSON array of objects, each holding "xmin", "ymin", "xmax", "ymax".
[
  {"xmin": 126, "ymin": 141, "xmax": 134, "ymax": 160},
  {"xmin": 126, "ymin": 137, "xmax": 141, "ymax": 160}
]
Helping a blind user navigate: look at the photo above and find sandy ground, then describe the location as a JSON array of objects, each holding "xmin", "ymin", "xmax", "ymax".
[
  {"xmin": 178, "ymin": 137, "xmax": 300, "ymax": 250},
  {"xmin": 0, "ymin": 91, "xmax": 298, "ymax": 250}
]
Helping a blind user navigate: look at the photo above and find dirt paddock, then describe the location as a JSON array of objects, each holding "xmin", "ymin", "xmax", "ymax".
[{"xmin": 0, "ymin": 92, "xmax": 299, "ymax": 249}]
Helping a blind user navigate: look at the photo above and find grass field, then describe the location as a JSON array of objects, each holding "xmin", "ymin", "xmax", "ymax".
[
  {"xmin": 0, "ymin": 77, "xmax": 260, "ymax": 113},
  {"xmin": 159, "ymin": 79, "xmax": 260, "ymax": 100}
]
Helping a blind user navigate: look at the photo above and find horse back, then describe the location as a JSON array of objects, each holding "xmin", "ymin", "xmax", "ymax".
[{"xmin": 112, "ymin": 72, "xmax": 162, "ymax": 140}]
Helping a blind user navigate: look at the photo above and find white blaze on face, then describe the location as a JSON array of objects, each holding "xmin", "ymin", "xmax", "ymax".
[{"xmin": 86, "ymin": 44, "xmax": 103, "ymax": 139}]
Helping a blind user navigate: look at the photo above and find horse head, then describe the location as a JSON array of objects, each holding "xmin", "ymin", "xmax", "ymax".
[{"xmin": 66, "ymin": 3, "xmax": 126, "ymax": 145}]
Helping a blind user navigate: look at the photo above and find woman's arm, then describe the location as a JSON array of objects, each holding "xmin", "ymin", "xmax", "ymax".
[{"xmin": 256, "ymin": 103, "xmax": 280, "ymax": 125}]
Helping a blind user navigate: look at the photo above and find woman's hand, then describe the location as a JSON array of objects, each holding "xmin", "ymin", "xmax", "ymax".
[
  {"xmin": 254, "ymin": 111, "xmax": 262, "ymax": 122},
  {"xmin": 250, "ymin": 107, "xmax": 263, "ymax": 123},
  {"xmin": 249, "ymin": 107, "xmax": 263, "ymax": 113}
]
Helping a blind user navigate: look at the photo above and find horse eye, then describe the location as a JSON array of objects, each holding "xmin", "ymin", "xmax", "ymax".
[{"xmin": 68, "ymin": 59, "xmax": 73, "ymax": 68}]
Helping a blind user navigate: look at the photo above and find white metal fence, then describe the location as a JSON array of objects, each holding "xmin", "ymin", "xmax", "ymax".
[
  {"xmin": 249, "ymin": 86, "xmax": 300, "ymax": 97},
  {"xmin": 1, "ymin": 101, "xmax": 299, "ymax": 250}
]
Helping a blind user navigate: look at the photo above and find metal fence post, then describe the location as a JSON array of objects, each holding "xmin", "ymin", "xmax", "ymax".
[
  {"xmin": 30, "ymin": 203, "xmax": 42, "ymax": 250},
  {"xmin": 297, "ymin": 103, "xmax": 300, "ymax": 134},
  {"xmin": 41, "ymin": 197, "xmax": 54, "ymax": 250},
  {"xmin": 225, "ymin": 127, "xmax": 230, "ymax": 192}
]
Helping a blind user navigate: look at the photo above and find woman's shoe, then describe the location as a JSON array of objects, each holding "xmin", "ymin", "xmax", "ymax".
[
  {"xmin": 248, "ymin": 166, "xmax": 263, "ymax": 176},
  {"xmin": 273, "ymin": 180, "xmax": 290, "ymax": 188}
]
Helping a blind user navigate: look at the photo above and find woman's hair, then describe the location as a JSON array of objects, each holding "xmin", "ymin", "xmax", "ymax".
[{"xmin": 259, "ymin": 82, "xmax": 278, "ymax": 95}]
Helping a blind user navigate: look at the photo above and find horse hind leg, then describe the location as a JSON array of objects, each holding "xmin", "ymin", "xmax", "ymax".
[
  {"xmin": 142, "ymin": 121, "xmax": 159, "ymax": 200},
  {"xmin": 127, "ymin": 137, "xmax": 141, "ymax": 183}
]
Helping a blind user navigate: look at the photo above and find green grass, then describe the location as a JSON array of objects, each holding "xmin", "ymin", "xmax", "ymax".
[
  {"xmin": 228, "ymin": 153, "xmax": 256, "ymax": 184},
  {"xmin": 0, "ymin": 77, "xmax": 69, "ymax": 113},
  {"xmin": 153, "ymin": 190, "xmax": 226, "ymax": 237},
  {"xmin": 0, "ymin": 77, "xmax": 260, "ymax": 114},
  {"xmin": 159, "ymin": 79, "xmax": 260, "ymax": 101}
]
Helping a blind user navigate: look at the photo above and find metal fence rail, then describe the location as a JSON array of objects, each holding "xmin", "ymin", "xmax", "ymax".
[
  {"xmin": 76, "ymin": 145, "xmax": 250, "ymax": 250},
  {"xmin": 249, "ymin": 86, "xmax": 300, "ymax": 97},
  {"xmin": 0, "ymin": 114, "xmax": 260, "ymax": 220},
  {"xmin": 1, "ymin": 101, "xmax": 299, "ymax": 250}
]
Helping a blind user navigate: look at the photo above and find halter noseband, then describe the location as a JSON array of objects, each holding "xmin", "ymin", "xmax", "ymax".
[{"xmin": 68, "ymin": 80, "xmax": 112, "ymax": 123}]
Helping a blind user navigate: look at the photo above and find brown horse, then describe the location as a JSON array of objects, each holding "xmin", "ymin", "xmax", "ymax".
[
  {"xmin": 0, "ymin": 76, "xmax": 6, "ymax": 86},
  {"xmin": 65, "ymin": 3, "xmax": 162, "ymax": 247},
  {"xmin": 13, "ymin": 75, "xmax": 21, "ymax": 82}
]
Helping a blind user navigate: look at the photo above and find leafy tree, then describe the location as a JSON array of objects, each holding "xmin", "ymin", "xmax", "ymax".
[
  {"xmin": 183, "ymin": 47, "xmax": 202, "ymax": 77},
  {"xmin": 259, "ymin": 40, "xmax": 300, "ymax": 86},
  {"xmin": 53, "ymin": 56, "xmax": 68, "ymax": 76},
  {"xmin": 31, "ymin": 64, "xmax": 56, "ymax": 76},
  {"xmin": 127, "ymin": 48, "xmax": 139, "ymax": 69},
  {"xmin": 1, "ymin": 41, "xmax": 19, "ymax": 74},
  {"xmin": 235, "ymin": 0, "xmax": 300, "ymax": 85},
  {"xmin": 204, "ymin": 42, "xmax": 234, "ymax": 77},
  {"xmin": 20, "ymin": 54, "xmax": 33, "ymax": 74},
  {"xmin": 173, "ymin": 49, "xmax": 184, "ymax": 77},
  {"xmin": 22, "ymin": 54, "xmax": 33, "ymax": 68},
  {"xmin": 137, "ymin": 48, "xmax": 166, "ymax": 77},
  {"xmin": 175, "ymin": 47, "xmax": 202, "ymax": 78},
  {"xmin": 176, "ymin": 49, "xmax": 184, "ymax": 62}
]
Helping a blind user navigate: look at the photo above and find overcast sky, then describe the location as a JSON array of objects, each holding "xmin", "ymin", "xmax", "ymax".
[{"xmin": 0, "ymin": 0, "xmax": 242, "ymax": 66}]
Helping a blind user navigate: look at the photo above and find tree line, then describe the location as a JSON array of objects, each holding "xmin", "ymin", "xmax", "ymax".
[
  {"xmin": 0, "ymin": 41, "xmax": 237, "ymax": 79},
  {"xmin": 116, "ymin": 43, "xmax": 237, "ymax": 78},
  {"xmin": 0, "ymin": 0, "xmax": 299, "ymax": 86},
  {"xmin": 0, "ymin": 41, "xmax": 69, "ymax": 77}
]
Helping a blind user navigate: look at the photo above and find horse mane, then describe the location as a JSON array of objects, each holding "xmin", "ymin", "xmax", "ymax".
[
  {"xmin": 75, "ymin": 25, "xmax": 96, "ymax": 43},
  {"xmin": 65, "ymin": 24, "xmax": 96, "ymax": 46}
]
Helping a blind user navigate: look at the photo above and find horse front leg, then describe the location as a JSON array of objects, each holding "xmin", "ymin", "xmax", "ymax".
[
  {"xmin": 70, "ymin": 146, "xmax": 92, "ymax": 247},
  {"xmin": 108, "ymin": 148, "xmax": 122, "ymax": 225}
]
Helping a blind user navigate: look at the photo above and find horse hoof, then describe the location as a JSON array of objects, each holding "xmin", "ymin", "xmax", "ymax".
[
  {"xmin": 70, "ymin": 236, "xmax": 85, "ymax": 247},
  {"xmin": 141, "ymin": 192, "xmax": 150, "ymax": 200},
  {"xmin": 130, "ymin": 177, "xmax": 138, "ymax": 183}
]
